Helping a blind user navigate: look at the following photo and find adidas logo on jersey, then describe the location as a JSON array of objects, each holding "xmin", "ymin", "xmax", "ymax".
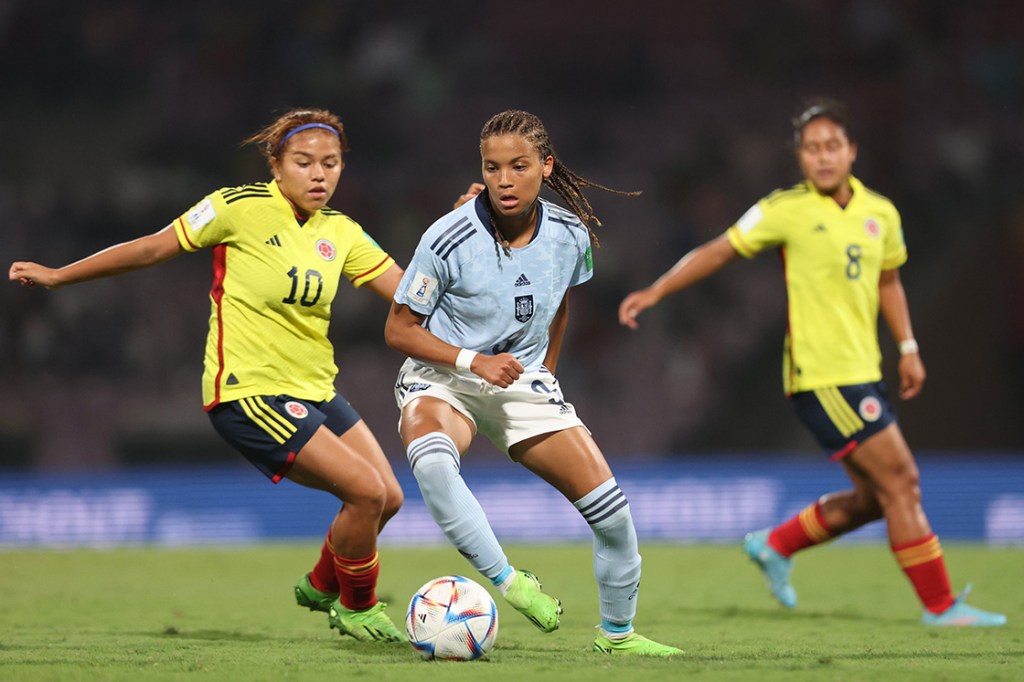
[
  {"xmin": 266, "ymin": 235, "xmax": 282, "ymax": 246},
  {"xmin": 514, "ymin": 273, "xmax": 531, "ymax": 287}
]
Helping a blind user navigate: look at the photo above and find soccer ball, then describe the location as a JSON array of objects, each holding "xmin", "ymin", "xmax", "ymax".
[{"xmin": 406, "ymin": 575, "xmax": 499, "ymax": 661}]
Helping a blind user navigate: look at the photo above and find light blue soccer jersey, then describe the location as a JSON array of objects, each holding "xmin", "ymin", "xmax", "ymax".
[{"xmin": 394, "ymin": 195, "xmax": 594, "ymax": 372}]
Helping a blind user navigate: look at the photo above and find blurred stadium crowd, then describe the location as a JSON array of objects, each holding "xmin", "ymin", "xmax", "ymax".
[{"xmin": 2, "ymin": 1, "xmax": 1022, "ymax": 470}]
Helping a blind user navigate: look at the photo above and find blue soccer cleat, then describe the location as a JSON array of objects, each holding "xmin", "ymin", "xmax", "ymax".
[
  {"xmin": 921, "ymin": 585, "xmax": 1007, "ymax": 627},
  {"xmin": 744, "ymin": 528, "xmax": 797, "ymax": 608}
]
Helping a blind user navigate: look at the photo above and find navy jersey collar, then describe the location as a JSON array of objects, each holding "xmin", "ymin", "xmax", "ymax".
[{"xmin": 474, "ymin": 193, "xmax": 544, "ymax": 245}]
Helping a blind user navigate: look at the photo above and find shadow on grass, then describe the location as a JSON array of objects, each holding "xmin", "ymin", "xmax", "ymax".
[
  {"xmin": 148, "ymin": 628, "xmax": 275, "ymax": 642},
  {"xmin": 686, "ymin": 648, "xmax": 1024, "ymax": 665},
  {"xmin": 146, "ymin": 627, "xmax": 413, "ymax": 655},
  {"xmin": 681, "ymin": 604, "xmax": 899, "ymax": 624}
]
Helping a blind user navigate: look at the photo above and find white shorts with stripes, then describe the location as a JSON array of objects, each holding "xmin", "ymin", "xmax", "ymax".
[{"xmin": 394, "ymin": 358, "xmax": 587, "ymax": 455}]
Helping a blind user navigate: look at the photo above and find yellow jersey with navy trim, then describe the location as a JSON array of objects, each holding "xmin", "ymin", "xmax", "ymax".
[
  {"xmin": 172, "ymin": 180, "xmax": 395, "ymax": 409},
  {"xmin": 725, "ymin": 176, "xmax": 907, "ymax": 394}
]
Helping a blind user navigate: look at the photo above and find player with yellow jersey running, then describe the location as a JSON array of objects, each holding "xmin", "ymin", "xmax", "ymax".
[
  {"xmin": 618, "ymin": 98, "xmax": 1005, "ymax": 627},
  {"xmin": 9, "ymin": 108, "xmax": 408, "ymax": 642}
]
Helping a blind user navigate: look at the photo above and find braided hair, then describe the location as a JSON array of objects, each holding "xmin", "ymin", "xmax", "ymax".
[{"xmin": 479, "ymin": 110, "xmax": 638, "ymax": 250}]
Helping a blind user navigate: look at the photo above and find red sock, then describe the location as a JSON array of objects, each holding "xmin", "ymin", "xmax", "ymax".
[
  {"xmin": 892, "ymin": 534, "xmax": 954, "ymax": 614},
  {"xmin": 335, "ymin": 551, "xmax": 380, "ymax": 611},
  {"xmin": 768, "ymin": 501, "xmax": 834, "ymax": 558},
  {"xmin": 309, "ymin": 530, "xmax": 339, "ymax": 593}
]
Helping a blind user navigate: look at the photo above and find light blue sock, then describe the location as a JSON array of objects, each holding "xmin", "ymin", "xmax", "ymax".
[
  {"xmin": 491, "ymin": 564, "xmax": 514, "ymax": 590},
  {"xmin": 407, "ymin": 432, "xmax": 510, "ymax": 582},
  {"xmin": 574, "ymin": 477, "xmax": 641, "ymax": 631}
]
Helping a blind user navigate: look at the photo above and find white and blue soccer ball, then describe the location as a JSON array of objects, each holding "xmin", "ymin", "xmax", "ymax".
[{"xmin": 406, "ymin": 575, "xmax": 499, "ymax": 661}]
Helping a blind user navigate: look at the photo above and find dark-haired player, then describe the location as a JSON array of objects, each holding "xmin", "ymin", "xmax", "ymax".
[
  {"xmin": 10, "ymin": 108, "xmax": 407, "ymax": 641},
  {"xmin": 386, "ymin": 110, "xmax": 682, "ymax": 656},
  {"xmin": 619, "ymin": 99, "xmax": 1005, "ymax": 627}
]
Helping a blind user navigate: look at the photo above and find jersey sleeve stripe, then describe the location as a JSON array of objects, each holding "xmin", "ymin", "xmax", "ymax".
[
  {"xmin": 222, "ymin": 184, "xmax": 273, "ymax": 203},
  {"xmin": 351, "ymin": 255, "xmax": 395, "ymax": 286},
  {"xmin": 765, "ymin": 184, "xmax": 809, "ymax": 205},
  {"xmin": 176, "ymin": 216, "xmax": 200, "ymax": 250},
  {"xmin": 429, "ymin": 217, "xmax": 471, "ymax": 251},
  {"xmin": 224, "ymin": 190, "xmax": 273, "ymax": 204},
  {"xmin": 439, "ymin": 229, "xmax": 477, "ymax": 260},
  {"xmin": 548, "ymin": 215, "xmax": 577, "ymax": 227},
  {"xmin": 861, "ymin": 186, "xmax": 893, "ymax": 203},
  {"xmin": 726, "ymin": 226, "xmax": 756, "ymax": 258},
  {"xmin": 430, "ymin": 219, "xmax": 477, "ymax": 259}
]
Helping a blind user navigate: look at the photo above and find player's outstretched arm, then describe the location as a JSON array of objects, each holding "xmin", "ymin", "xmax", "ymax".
[
  {"xmin": 361, "ymin": 263, "xmax": 404, "ymax": 302},
  {"xmin": 9, "ymin": 224, "xmax": 183, "ymax": 290},
  {"xmin": 619, "ymin": 234, "xmax": 739, "ymax": 329}
]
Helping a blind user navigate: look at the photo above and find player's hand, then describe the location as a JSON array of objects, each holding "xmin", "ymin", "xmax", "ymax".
[
  {"xmin": 453, "ymin": 183, "xmax": 485, "ymax": 210},
  {"xmin": 471, "ymin": 352, "xmax": 524, "ymax": 389},
  {"xmin": 618, "ymin": 289, "xmax": 658, "ymax": 330},
  {"xmin": 897, "ymin": 352, "xmax": 926, "ymax": 400},
  {"xmin": 9, "ymin": 262, "xmax": 59, "ymax": 289}
]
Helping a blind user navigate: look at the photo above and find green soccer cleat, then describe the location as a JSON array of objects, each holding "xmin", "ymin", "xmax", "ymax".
[
  {"xmin": 593, "ymin": 631, "xmax": 683, "ymax": 657},
  {"xmin": 503, "ymin": 569, "xmax": 562, "ymax": 633},
  {"xmin": 744, "ymin": 528, "xmax": 797, "ymax": 608},
  {"xmin": 328, "ymin": 600, "xmax": 405, "ymax": 642},
  {"xmin": 921, "ymin": 585, "xmax": 1007, "ymax": 627},
  {"xmin": 294, "ymin": 573, "xmax": 338, "ymax": 613}
]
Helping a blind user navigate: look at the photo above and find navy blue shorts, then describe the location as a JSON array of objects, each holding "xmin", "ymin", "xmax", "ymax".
[
  {"xmin": 208, "ymin": 393, "xmax": 362, "ymax": 483},
  {"xmin": 790, "ymin": 381, "xmax": 896, "ymax": 460}
]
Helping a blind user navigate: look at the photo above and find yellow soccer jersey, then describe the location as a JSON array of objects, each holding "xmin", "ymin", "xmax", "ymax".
[
  {"xmin": 726, "ymin": 176, "xmax": 907, "ymax": 394},
  {"xmin": 173, "ymin": 180, "xmax": 395, "ymax": 408}
]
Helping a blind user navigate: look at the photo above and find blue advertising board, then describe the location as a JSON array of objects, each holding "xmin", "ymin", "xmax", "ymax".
[{"xmin": 1, "ymin": 454, "xmax": 1021, "ymax": 547}]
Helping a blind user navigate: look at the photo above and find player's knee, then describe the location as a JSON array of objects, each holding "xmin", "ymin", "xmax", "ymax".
[
  {"xmin": 344, "ymin": 473, "xmax": 389, "ymax": 517},
  {"xmin": 381, "ymin": 480, "xmax": 405, "ymax": 522},
  {"xmin": 851, "ymin": 493, "xmax": 883, "ymax": 524},
  {"xmin": 875, "ymin": 465, "xmax": 922, "ymax": 508},
  {"xmin": 891, "ymin": 463, "xmax": 921, "ymax": 498}
]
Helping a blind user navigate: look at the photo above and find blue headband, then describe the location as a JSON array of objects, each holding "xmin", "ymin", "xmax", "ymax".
[{"xmin": 275, "ymin": 123, "xmax": 340, "ymax": 153}]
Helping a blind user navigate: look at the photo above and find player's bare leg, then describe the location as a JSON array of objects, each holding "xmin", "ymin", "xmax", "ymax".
[
  {"xmin": 289, "ymin": 424, "xmax": 404, "ymax": 641},
  {"xmin": 845, "ymin": 424, "xmax": 1004, "ymax": 626}
]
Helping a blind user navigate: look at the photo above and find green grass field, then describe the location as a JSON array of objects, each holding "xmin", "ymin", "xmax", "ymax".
[{"xmin": 1, "ymin": 543, "xmax": 1020, "ymax": 681}]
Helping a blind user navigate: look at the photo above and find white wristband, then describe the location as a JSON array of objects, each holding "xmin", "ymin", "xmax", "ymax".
[
  {"xmin": 898, "ymin": 339, "xmax": 919, "ymax": 356},
  {"xmin": 455, "ymin": 349, "xmax": 478, "ymax": 372}
]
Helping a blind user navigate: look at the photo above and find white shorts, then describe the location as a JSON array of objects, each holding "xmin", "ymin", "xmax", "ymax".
[{"xmin": 394, "ymin": 358, "xmax": 587, "ymax": 455}]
